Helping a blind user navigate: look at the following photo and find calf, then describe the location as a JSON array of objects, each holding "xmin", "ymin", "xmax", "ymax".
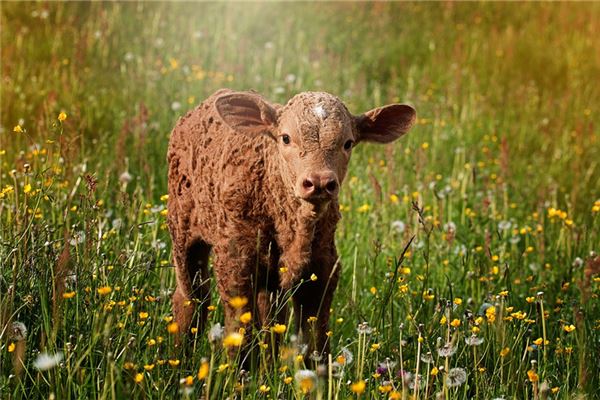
[{"xmin": 167, "ymin": 89, "xmax": 416, "ymax": 357}]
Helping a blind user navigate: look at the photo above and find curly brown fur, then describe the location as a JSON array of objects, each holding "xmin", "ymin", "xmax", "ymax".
[{"xmin": 167, "ymin": 88, "xmax": 416, "ymax": 359}]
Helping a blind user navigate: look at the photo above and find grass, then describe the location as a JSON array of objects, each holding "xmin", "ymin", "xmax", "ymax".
[{"xmin": 1, "ymin": 2, "xmax": 600, "ymax": 399}]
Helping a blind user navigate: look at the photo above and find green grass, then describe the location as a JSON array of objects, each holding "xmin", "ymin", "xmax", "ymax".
[{"xmin": 1, "ymin": 2, "xmax": 600, "ymax": 399}]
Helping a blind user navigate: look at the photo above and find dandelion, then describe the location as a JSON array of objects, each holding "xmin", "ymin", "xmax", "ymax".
[
  {"xmin": 223, "ymin": 332, "xmax": 243, "ymax": 347},
  {"xmin": 391, "ymin": 220, "xmax": 406, "ymax": 233},
  {"xmin": 350, "ymin": 380, "xmax": 366, "ymax": 394},
  {"xmin": 208, "ymin": 323, "xmax": 223, "ymax": 343},
  {"xmin": 239, "ymin": 311, "xmax": 252, "ymax": 324},
  {"xmin": 445, "ymin": 367, "xmax": 467, "ymax": 388},
  {"xmin": 229, "ymin": 296, "xmax": 248, "ymax": 309},
  {"xmin": 527, "ymin": 369, "xmax": 539, "ymax": 382},
  {"xmin": 97, "ymin": 286, "xmax": 112, "ymax": 296},
  {"xmin": 337, "ymin": 346, "xmax": 354, "ymax": 365},
  {"xmin": 197, "ymin": 359, "xmax": 209, "ymax": 380},
  {"xmin": 167, "ymin": 322, "xmax": 179, "ymax": 334},
  {"xmin": 294, "ymin": 369, "xmax": 317, "ymax": 394},
  {"xmin": 33, "ymin": 351, "xmax": 64, "ymax": 371},
  {"xmin": 58, "ymin": 112, "xmax": 67, "ymax": 122},
  {"xmin": 465, "ymin": 335, "xmax": 484, "ymax": 346},
  {"xmin": 357, "ymin": 322, "xmax": 373, "ymax": 335},
  {"xmin": 437, "ymin": 342, "xmax": 457, "ymax": 358}
]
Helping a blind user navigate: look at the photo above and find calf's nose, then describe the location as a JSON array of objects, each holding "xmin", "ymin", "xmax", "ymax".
[{"xmin": 300, "ymin": 171, "xmax": 339, "ymax": 199}]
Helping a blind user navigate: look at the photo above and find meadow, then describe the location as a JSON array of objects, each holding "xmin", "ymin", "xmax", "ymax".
[{"xmin": 1, "ymin": 2, "xmax": 600, "ymax": 399}]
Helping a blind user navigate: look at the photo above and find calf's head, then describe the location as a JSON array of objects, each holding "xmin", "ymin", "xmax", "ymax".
[{"xmin": 216, "ymin": 91, "xmax": 416, "ymax": 206}]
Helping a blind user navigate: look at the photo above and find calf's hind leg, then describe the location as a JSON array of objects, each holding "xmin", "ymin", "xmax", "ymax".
[{"xmin": 172, "ymin": 240, "xmax": 212, "ymax": 339}]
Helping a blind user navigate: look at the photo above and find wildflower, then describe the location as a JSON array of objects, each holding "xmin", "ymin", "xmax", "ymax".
[
  {"xmin": 445, "ymin": 367, "xmax": 467, "ymax": 388},
  {"xmin": 357, "ymin": 322, "xmax": 373, "ymax": 335},
  {"xmin": 167, "ymin": 322, "xmax": 179, "ymax": 334},
  {"xmin": 239, "ymin": 311, "xmax": 252, "ymax": 324},
  {"xmin": 8, "ymin": 342, "xmax": 15, "ymax": 352},
  {"xmin": 370, "ymin": 343, "xmax": 381, "ymax": 352},
  {"xmin": 217, "ymin": 363, "xmax": 229, "ymax": 372},
  {"xmin": 294, "ymin": 369, "xmax": 317, "ymax": 394},
  {"xmin": 357, "ymin": 204, "xmax": 370, "ymax": 213},
  {"xmin": 168, "ymin": 359, "xmax": 180, "ymax": 367},
  {"xmin": 97, "ymin": 286, "xmax": 112, "ymax": 296},
  {"xmin": 440, "ymin": 315, "xmax": 447, "ymax": 325},
  {"xmin": 500, "ymin": 347, "xmax": 510, "ymax": 357},
  {"xmin": 391, "ymin": 220, "xmax": 406, "ymax": 233},
  {"xmin": 337, "ymin": 347, "xmax": 354, "ymax": 365},
  {"xmin": 119, "ymin": 171, "xmax": 132, "ymax": 184},
  {"xmin": 259, "ymin": 384, "xmax": 270, "ymax": 393},
  {"xmin": 271, "ymin": 324, "xmax": 287, "ymax": 334},
  {"xmin": 197, "ymin": 359, "xmax": 209, "ymax": 379},
  {"xmin": 526, "ymin": 296, "xmax": 535, "ymax": 303},
  {"xmin": 139, "ymin": 312, "xmax": 149, "ymax": 320},
  {"xmin": 208, "ymin": 323, "xmax": 223, "ymax": 343},
  {"xmin": 485, "ymin": 306, "xmax": 496, "ymax": 322},
  {"xmin": 284, "ymin": 376, "xmax": 293, "ymax": 384},
  {"xmin": 23, "ymin": 184, "xmax": 32, "ymax": 194},
  {"xmin": 465, "ymin": 335, "xmax": 484, "ymax": 346},
  {"xmin": 431, "ymin": 366, "xmax": 439, "ymax": 376},
  {"xmin": 437, "ymin": 342, "xmax": 457, "ymax": 358},
  {"xmin": 143, "ymin": 364, "xmax": 155, "ymax": 371},
  {"xmin": 527, "ymin": 369, "xmax": 539, "ymax": 382},
  {"xmin": 14, "ymin": 125, "xmax": 23, "ymax": 133},
  {"xmin": 181, "ymin": 375, "xmax": 194, "ymax": 386},
  {"xmin": 223, "ymin": 332, "xmax": 243, "ymax": 347},
  {"xmin": 350, "ymin": 380, "xmax": 366, "ymax": 394},
  {"xmin": 134, "ymin": 373, "xmax": 144, "ymax": 383},
  {"xmin": 563, "ymin": 324, "xmax": 576, "ymax": 333},
  {"xmin": 390, "ymin": 194, "xmax": 399, "ymax": 204},
  {"xmin": 62, "ymin": 291, "xmax": 76, "ymax": 299},
  {"xmin": 33, "ymin": 352, "xmax": 64, "ymax": 371},
  {"xmin": 229, "ymin": 296, "xmax": 248, "ymax": 309},
  {"xmin": 450, "ymin": 319, "xmax": 461, "ymax": 328},
  {"xmin": 453, "ymin": 298, "xmax": 463, "ymax": 305},
  {"xmin": 58, "ymin": 112, "xmax": 67, "ymax": 122},
  {"xmin": 310, "ymin": 273, "xmax": 318, "ymax": 281}
]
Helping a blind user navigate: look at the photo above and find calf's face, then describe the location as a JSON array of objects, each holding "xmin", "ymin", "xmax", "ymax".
[{"xmin": 216, "ymin": 91, "xmax": 416, "ymax": 207}]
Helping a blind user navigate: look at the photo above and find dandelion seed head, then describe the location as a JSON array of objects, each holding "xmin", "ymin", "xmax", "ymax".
[{"xmin": 446, "ymin": 367, "xmax": 467, "ymax": 387}]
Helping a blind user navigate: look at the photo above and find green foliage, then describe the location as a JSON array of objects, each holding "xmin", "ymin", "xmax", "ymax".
[{"xmin": 1, "ymin": 2, "xmax": 599, "ymax": 399}]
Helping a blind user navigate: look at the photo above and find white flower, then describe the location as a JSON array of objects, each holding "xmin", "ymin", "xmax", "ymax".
[
  {"xmin": 339, "ymin": 346, "xmax": 354, "ymax": 365},
  {"xmin": 33, "ymin": 352, "xmax": 64, "ymax": 371},
  {"xmin": 356, "ymin": 322, "xmax": 373, "ymax": 335},
  {"xmin": 208, "ymin": 323, "xmax": 223, "ymax": 343},
  {"xmin": 465, "ymin": 335, "xmax": 484, "ymax": 346},
  {"xmin": 391, "ymin": 220, "xmax": 405, "ymax": 233},
  {"xmin": 572, "ymin": 257, "xmax": 583, "ymax": 268},
  {"xmin": 274, "ymin": 86, "xmax": 285, "ymax": 94},
  {"xmin": 285, "ymin": 74, "xmax": 296, "ymax": 84},
  {"xmin": 119, "ymin": 171, "xmax": 132, "ymax": 184},
  {"xmin": 445, "ymin": 367, "xmax": 467, "ymax": 388},
  {"xmin": 444, "ymin": 221, "xmax": 456, "ymax": 233},
  {"xmin": 171, "ymin": 101, "xmax": 181, "ymax": 111},
  {"xmin": 437, "ymin": 342, "xmax": 457, "ymax": 358}
]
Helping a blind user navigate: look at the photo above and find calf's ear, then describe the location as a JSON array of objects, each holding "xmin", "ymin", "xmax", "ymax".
[
  {"xmin": 215, "ymin": 91, "xmax": 277, "ymax": 136},
  {"xmin": 355, "ymin": 104, "xmax": 416, "ymax": 144}
]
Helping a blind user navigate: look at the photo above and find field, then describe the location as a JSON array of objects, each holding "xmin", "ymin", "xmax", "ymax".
[{"xmin": 1, "ymin": 2, "xmax": 600, "ymax": 399}]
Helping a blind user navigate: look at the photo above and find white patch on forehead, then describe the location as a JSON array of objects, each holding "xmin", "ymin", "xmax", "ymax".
[{"xmin": 313, "ymin": 104, "xmax": 328, "ymax": 119}]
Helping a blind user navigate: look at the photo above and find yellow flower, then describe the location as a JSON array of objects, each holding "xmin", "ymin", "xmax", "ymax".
[
  {"xmin": 198, "ymin": 360, "xmax": 209, "ymax": 380},
  {"xmin": 191, "ymin": 327, "xmax": 198, "ymax": 334},
  {"xmin": 184, "ymin": 375, "xmax": 194, "ymax": 385},
  {"xmin": 389, "ymin": 194, "xmax": 399, "ymax": 204},
  {"xmin": 58, "ymin": 112, "xmax": 67, "ymax": 122},
  {"xmin": 431, "ymin": 366, "xmax": 439, "ymax": 376},
  {"xmin": 310, "ymin": 273, "xmax": 318, "ymax": 281},
  {"xmin": 23, "ymin": 184, "xmax": 32, "ymax": 194},
  {"xmin": 139, "ymin": 312, "xmax": 149, "ymax": 319},
  {"xmin": 271, "ymin": 324, "xmax": 287, "ymax": 334},
  {"xmin": 526, "ymin": 296, "xmax": 535, "ymax": 303},
  {"xmin": 350, "ymin": 380, "xmax": 366, "ymax": 394},
  {"xmin": 239, "ymin": 311, "xmax": 252, "ymax": 324},
  {"xmin": 223, "ymin": 332, "xmax": 244, "ymax": 347},
  {"xmin": 551, "ymin": 387, "xmax": 559, "ymax": 394},
  {"xmin": 229, "ymin": 296, "xmax": 248, "ymax": 309},
  {"xmin": 134, "ymin": 373, "xmax": 144, "ymax": 383},
  {"xmin": 217, "ymin": 363, "xmax": 229, "ymax": 372},
  {"xmin": 62, "ymin": 291, "xmax": 76, "ymax": 299},
  {"xmin": 168, "ymin": 359, "xmax": 180, "ymax": 367},
  {"xmin": 453, "ymin": 298, "xmax": 463, "ymax": 305},
  {"xmin": 357, "ymin": 204, "xmax": 370, "ymax": 213},
  {"xmin": 283, "ymin": 376, "xmax": 293, "ymax": 384},
  {"xmin": 379, "ymin": 384, "xmax": 393, "ymax": 393},
  {"xmin": 563, "ymin": 324, "xmax": 576, "ymax": 333},
  {"xmin": 8, "ymin": 342, "xmax": 15, "ymax": 353},
  {"xmin": 143, "ymin": 364, "xmax": 155, "ymax": 371},
  {"xmin": 450, "ymin": 319, "xmax": 461, "ymax": 328},
  {"xmin": 485, "ymin": 306, "xmax": 496, "ymax": 322},
  {"xmin": 389, "ymin": 391, "xmax": 402, "ymax": 400},
  {"xmin": 167, "ymin": 322, "xmax": 179, "ymax": 334},
  {"xmin": 439, "ymin": 315, "xmax": 447, "ymax": 325},
  {"xmin": 13, "ymin": 125, "xmax": 23, "ymax": 133},
  {"xmin": 259, "ymin": 384, "xmax": 270, "ymax": 393},
  {"xmin": 500, "ymin": 347, "xmax": 510, "ymax": 357},
  {"xmin": 97, "ymin": 286, "xmax": 112, "ymax": 296},
  {"xmin": 527, "ymin": 369, "xmax": 539, "ymax": 382},
  {"xmin": 370, "ymin": 343, "xmax": 380, "ymax": 352}
]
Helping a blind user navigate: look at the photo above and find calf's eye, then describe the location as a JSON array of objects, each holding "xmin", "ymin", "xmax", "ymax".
[
  {"xmin": 281, "ymin": 135, "xmax": 291, "ymax": 145},
  {"xmin": 343, "ymin": 140, "xmax": 354, "ymax": 150}
]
